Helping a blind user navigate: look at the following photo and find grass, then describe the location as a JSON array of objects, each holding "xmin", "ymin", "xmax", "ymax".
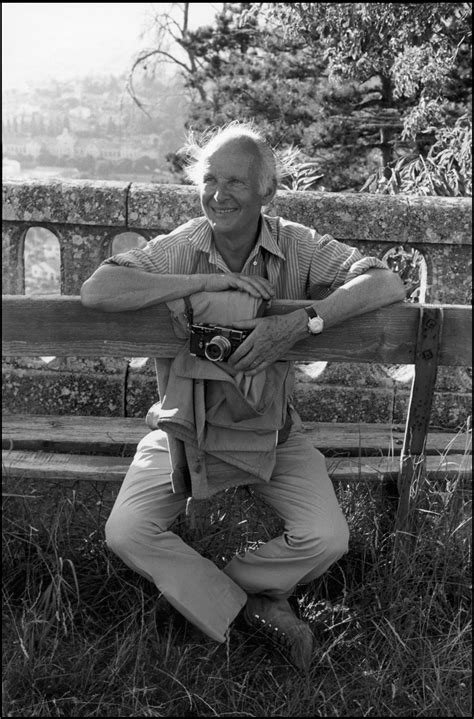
[{"xmin": 2, "ymin": 458, "xmax": 472, "ymax": 717}]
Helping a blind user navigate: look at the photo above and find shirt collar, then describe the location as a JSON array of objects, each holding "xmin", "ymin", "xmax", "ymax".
[
  {"xmin": 188, "ymin": 215, "xmax": 286, "ymax": 263},
  {"xmin": 259, "ymin": 214, "xmax": 286, "ymax": 261}
]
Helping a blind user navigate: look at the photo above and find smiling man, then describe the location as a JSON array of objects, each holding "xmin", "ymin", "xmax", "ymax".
[{"xmin": 81, "ymin": 121, "xmax": 406, "ymax": 671}]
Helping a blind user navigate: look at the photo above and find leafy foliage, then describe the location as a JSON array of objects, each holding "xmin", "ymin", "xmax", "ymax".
[
  {"xmin": 130, "ymin": 2, "xmax": 471, "ymax": 195},
  {"xmin": 361, "ymin": 113, "xmax": 472, "ymax": 195}
]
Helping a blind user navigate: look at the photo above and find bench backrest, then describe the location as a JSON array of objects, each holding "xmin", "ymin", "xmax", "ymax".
[{"xmin": 2, "ymin": 295, "xmax": 471, "ymax": 365}]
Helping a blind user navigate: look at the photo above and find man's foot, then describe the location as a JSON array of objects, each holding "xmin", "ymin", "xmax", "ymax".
[{"xmin": 242, "ymin": 595, "xmax": 314, "ymax": 672}]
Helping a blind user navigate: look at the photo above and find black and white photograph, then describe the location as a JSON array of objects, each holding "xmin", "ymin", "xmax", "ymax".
[{"xmin": 2, "ymin": 3, "xmax": 471, "ymax": 716}]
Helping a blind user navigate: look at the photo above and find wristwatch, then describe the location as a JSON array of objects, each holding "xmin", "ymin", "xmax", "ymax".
[{"xmin": 304, "ymin": 306, "xmax": 324, "ymax": 334}]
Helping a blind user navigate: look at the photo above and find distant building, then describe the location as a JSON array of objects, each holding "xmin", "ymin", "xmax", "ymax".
[
  {"xmin": 56, "ymin": 128, "xmax": 75, "ymax": 157},
  {"xmin": 75, "ymin": 137, "xmax": 101, "ymax": 159},
  {"xmin": 28, "ymin": 261, "xmax": 59, "ymax": 284},
  {"xmin": 2, "ymin": 136, "xmax": 41, "ymax": 159},
  {"xmin": 3, "ymin": 158, "xmax": 21, "ymax": 177}
]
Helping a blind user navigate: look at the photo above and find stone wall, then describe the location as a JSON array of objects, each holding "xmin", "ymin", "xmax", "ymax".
[{"xmin": 2, "ymin": 179, "xmax": 472, "ymax": 429}]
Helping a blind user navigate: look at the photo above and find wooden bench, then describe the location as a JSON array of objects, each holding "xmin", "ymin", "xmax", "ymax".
[{"xmin": 2, "ymin": 294, "xmax": 472, "ymax": 531}]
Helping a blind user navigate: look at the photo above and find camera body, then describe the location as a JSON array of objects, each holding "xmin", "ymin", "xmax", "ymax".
[{"xmin": 189, "ymin": 323, "xmax": 250, "ymax": 362}]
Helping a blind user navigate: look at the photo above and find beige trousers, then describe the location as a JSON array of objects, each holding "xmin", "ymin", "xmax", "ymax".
[{"xmin": 105, "ymin": 427, "xmax": 349, "ymax": 642}]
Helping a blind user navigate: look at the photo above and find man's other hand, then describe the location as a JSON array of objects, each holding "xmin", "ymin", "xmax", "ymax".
[{"xmin": 228, "ymin": 312, "xmax": 308, "ymax": 375}]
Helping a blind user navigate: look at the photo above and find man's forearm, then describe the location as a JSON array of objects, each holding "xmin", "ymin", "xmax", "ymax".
[
  {"xmin": 292, "ymin": 269, "xmax": 407, "ymax": 342},
  {"xmin": 80, "ymin": 265, "xmax": 207, "ymax": 311},
  {"xmin": 80, "ymin": 265, "xmax": 275, "ymax": 312}
]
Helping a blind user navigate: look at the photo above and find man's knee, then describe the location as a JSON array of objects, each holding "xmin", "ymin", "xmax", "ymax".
[
  {"xmin": 105, "ymin": 507, "xmax": 146, "ymax": 558},
  {"xmin": 287, "ymin": 514, "xmax": 349, "ymax": 562},
  {"xmin": 321, "ymin": 517, "xmax": 350, "ymax": 562}
]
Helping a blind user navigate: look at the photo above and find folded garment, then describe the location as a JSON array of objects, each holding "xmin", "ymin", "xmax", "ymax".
[{"xmin": 145, "ymin": 291, "xmax": 293, "ymax": 499}]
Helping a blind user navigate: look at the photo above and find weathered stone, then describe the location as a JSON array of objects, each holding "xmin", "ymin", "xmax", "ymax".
[
  {"xmin": 3, "ymin": 179, "xmax": 129, "ymax": 226},
  {"xmin": 128, "ymin": 182, "xmax": 202, "ymax": 232},
  {"xmin": 435, "ymin": 367, "xmax": 472, "ymax": 393},
  {"xmin": 393, "ymin": 387, "xmax": 472, "ymax": 430},
  {"xmin": 2, "ymin": 369, "xmax": 125, "ymax": 417},
  {"xmin": 425, "ymin": 244, "xmax": 472, "ymax": 304},
  {"xmin": 296, "ymin": 361, "xmax": 393, "ymax": 387},
  {"xmin": 293, "ymin": 383, "xmax": 394, "ymax": 423},
  {"xmin": 125, "ymin": 374, "xmax": 160, "ymax": 418},
  {"xmin": 268, "ymin": 192, "xmax": 471, "ymax": 245},
  {"xmin": 2, "ymin": 224, "xmax": 25, "ymax": 294},
  {"xmin": 58, "ymin": 225, "xmax": 113, "ymax": 293}
]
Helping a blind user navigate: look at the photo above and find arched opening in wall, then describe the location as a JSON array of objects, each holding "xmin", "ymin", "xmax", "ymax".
[
  {"xmin": 24, "ymin": 226, "xmax": 61, "ymax": 296},
  {"xmin": 382, "ymin": 245, "xmax": 428, "ymax": 304},
  {"xmin": 23, "ymin": 227, "xmax": 61, "ymax": 364},
  {"xmin": 381, "ymin": 245, "xmax": 429, "ymax": 384},
  {"xmin": 111, "ymin": 232, "xmax": 147, "ymax": 255}
]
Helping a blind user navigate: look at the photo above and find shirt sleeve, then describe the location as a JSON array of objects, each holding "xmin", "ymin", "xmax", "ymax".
[
  {"xmin": 101, "ymin": 236, "xmax": 168, "ymax": 273},
  {"xmin": 309, "ymin": 234, "xmax": 389, "ymax": 293}
]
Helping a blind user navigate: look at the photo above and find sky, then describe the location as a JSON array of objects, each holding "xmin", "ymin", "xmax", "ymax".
[{"xmin": 2, "ymin": 2, "xmax": 221, "ymax": 91}]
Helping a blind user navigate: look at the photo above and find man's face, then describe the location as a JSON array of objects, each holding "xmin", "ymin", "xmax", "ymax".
[{"xmin": 200, "ymin": 139, "xmax": 268, "ymax": 241}]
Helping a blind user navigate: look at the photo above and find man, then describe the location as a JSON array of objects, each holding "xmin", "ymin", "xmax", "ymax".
[{"xmin": 81, "ymin": 121, "xmax": 405, "ymax": 671}]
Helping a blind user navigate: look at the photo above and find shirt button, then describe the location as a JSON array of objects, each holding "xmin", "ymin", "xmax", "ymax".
[{"xmin": 252, "ymin": 260, "xmax": 258, "ymax": 266}]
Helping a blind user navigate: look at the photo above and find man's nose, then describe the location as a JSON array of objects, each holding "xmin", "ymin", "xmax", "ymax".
[{"xmin": 213, "ymin": 181, "xmax": 230, "ymax": 201}]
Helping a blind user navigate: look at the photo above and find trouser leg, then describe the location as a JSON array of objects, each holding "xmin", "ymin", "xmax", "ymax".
[
  {"xmin": 223, "ymin": 428, "xmax": 349, "ymax": 599},
  {"xmin": 105, "ymin": 430, "xmax": 247, "ymax": 643}
]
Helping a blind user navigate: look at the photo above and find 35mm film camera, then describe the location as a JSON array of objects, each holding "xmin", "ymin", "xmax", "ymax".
[{"xmin": 189, "ymin": 323, "xmax": 250, "ymax": 362}]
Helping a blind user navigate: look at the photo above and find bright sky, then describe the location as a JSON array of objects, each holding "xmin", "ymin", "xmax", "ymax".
[{"xmin": 2, "ymin": 2, "xmax": 221, "ymax": 90}]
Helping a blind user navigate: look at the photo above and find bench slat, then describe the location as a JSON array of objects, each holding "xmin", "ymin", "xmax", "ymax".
[
  {"xmin": 2, "ymin": 415, "xmax": 471, "ymax": 457},
  {"xmin": 3, "ymin": 449, "xmax": 471, "ymax": 484},
  {"xmin": 2, "ymin": 296, "xmax": 472, "ymax": 366}
]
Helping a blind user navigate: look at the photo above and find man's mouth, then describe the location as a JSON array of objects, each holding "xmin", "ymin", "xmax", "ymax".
[{"xmin": 212, "ymin": 207, "xmax": 238, "ymax": 215}]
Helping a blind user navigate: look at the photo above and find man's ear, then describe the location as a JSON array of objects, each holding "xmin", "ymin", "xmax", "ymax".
[{"xmin": 261, "ymin": 179, "xmax": 277, "ymax": 206}]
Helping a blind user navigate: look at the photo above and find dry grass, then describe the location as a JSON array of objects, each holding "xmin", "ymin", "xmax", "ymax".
[{"xmin": 2, "ymin": 454, "xmax": 472, "ymax": 717}]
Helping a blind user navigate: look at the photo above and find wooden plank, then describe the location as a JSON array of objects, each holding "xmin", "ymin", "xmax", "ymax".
[
  {"xmin": 2, "ymin": 296, "xmax": 472, "ymax": 366},
  {"xmin": 2, "ymin": 415, "xmax": 148, "ymax": 456},
  {"xmin": 2, "ymin": 450, "xmax": 140, "ymax": 483},
  {"xmin": 3, "ymin": 449, "xmax": 470, "ymax": 484},
  {"xmin": 2, "ymin": 415, "xmax": 471, "ymax": 457},
  {"xmin": 397, "ymin": 308, "xmax": 443, "ymax": 532}
]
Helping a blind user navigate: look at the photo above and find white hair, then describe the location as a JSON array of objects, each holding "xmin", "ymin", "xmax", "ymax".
[{"xmin": 182, "ymin": 121, "xmax": 278, "ymax": 197}]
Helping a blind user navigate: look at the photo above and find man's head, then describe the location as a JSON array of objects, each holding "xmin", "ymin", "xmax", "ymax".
[
  {"xmin": 183, "ymin": 122, "xmax": 278, "ymax": 241},
  {"xmin": 185, "ymin": 122, "xmax": 278, "ymax": 198}
]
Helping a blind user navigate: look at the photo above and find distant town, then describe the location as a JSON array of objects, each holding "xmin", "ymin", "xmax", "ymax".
[{"xmin": 2, "ymin": 73, "xmax": 189, "ymax": 183}]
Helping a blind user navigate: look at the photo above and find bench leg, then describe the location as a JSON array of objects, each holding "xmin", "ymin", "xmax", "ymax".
[{"xmin": 396, "ymin": 307, "xmax": 444, "ymax": 544}]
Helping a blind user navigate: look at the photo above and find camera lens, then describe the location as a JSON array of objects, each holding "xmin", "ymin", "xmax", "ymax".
[{"xmin": 205, "ymin": 336, "xmax": 232, "ymax": 362}]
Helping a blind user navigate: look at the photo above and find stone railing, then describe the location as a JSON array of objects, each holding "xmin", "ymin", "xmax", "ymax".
[{"xmin": 2, "ymin": 179, "xmax": 472, "ymax": 428}]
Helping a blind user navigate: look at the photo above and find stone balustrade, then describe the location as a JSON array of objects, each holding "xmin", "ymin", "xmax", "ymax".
[{"xmin": 2, "ymin": 179, "xmax": 472, "ymax": 428}]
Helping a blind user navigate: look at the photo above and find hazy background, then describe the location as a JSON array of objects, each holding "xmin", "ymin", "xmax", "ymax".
[
  {"xmin": 2, "ymin": 2, "xmax": 220, "ymax": 88},
  {"xmin": 2, "ymin": 2, "xmax": 221, "ymax": 182}
]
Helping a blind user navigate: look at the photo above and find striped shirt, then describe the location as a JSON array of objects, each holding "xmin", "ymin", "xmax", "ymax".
[{"xmin": 104, "ymin": 214, "xmax": 389, "ymax": 300}]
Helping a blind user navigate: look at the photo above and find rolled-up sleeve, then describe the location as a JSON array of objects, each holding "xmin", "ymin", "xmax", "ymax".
[
  {"xmin": 309, "ymin": 234, "xmax": 389, "ymax": 292},
  {"xmin": 102, "ymin": 237, "xmax": 168, "ymax": 273}
]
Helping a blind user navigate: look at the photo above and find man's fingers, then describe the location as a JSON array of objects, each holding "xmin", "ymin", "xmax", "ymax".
[
  {"xmin": 228, "ymin": 335, "xmax": 255, "ymax": 366},
  {"xmin": 235, "ymin": 275, "xmax": 274, "ymax": 299},
  {"xmin": 231, "ymin": 318, "xmax": 259, "ymax": 330}
]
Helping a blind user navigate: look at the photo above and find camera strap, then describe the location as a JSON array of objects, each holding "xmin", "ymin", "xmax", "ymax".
[{"xmin": 183, "ymin": 295, "xmax": 194, "ymax": 329}]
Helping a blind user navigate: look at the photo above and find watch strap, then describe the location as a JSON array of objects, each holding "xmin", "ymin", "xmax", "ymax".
[{"xmin": 304, "ymin": 306, "xmax": 319, "ymax": 319}]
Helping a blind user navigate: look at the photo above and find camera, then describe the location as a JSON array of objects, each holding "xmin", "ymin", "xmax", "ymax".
[{"xmin": 189, "ymin": 323, "xmax": 250, "ymax": 362}]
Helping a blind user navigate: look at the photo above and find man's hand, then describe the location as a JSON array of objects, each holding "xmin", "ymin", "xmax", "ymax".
[
  {"xmin": 202, "ymin": 273, "xmax": 274, "ymax": 301},
  {"xmin": 228, "ymin": 311, "xmax": 308, "ymax": 376}
]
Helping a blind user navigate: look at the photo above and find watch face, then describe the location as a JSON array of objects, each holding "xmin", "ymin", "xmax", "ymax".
[{"xmin": 308, "ymin": 316, "xmax": 324, "ymax": 334}]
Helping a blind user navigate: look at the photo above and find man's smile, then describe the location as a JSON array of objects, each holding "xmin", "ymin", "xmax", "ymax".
[{"xmin": 212, "ymin": 207, "xmax": 239, "ymax": 214}]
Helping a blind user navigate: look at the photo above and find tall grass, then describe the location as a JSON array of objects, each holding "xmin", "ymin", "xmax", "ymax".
[{"xmin": 2, "ymin": 459, "xmax": 471, "ymax": 717}]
